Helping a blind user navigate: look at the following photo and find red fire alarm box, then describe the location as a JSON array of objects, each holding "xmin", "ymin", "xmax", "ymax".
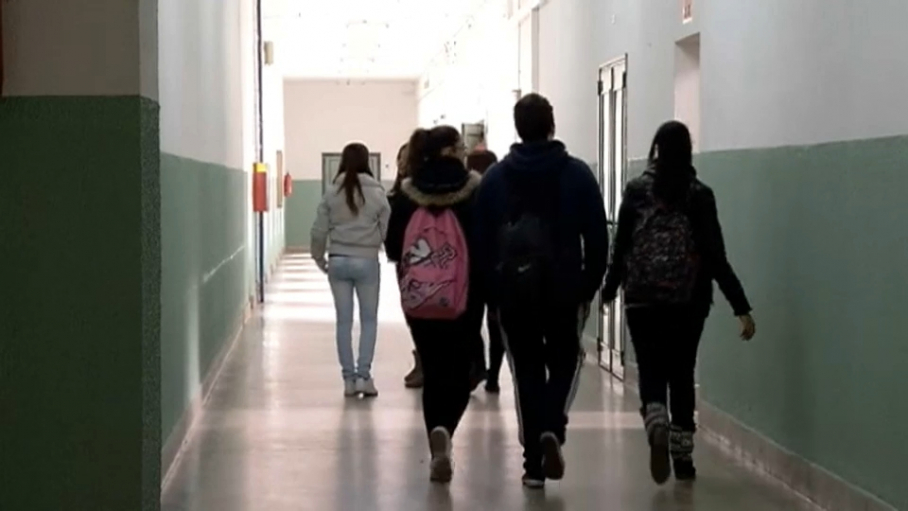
[
  {"xmin": 253, "ymin": 163, "xmax": 268, "ymax": 212},
  {"xmin": 283, "ymin": 173, "xmax": 293, "ymax": 198}
]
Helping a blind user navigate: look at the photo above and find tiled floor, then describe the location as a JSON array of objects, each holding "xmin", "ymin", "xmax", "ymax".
[{"xmin": 161, "ymin": 254, "xmax": 818, "ymax": 511}]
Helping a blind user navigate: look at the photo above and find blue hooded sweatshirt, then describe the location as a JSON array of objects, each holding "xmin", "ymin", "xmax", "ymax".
[{"xmin": 473, "ymin": 140, "xmax": 609, "ymax": 308}]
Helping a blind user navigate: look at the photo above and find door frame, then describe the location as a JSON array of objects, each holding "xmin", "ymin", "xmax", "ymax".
[
  {"xmin": 597, "ymin": 54, "xmax": 629, "ymax": 380},
  {"xmin": 321, "ymin": 152, "xmax": 382, "ymax": 194}
]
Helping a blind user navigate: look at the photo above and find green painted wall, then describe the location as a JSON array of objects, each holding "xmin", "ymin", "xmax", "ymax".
[
  {"xmin": 695, "ymin": 135, "xmax": 908, "ymax": 509},
  {"xmin": 285, "ymin": 179, "xmax": 323, "ymax": 250},
  {"xmin": 0, "ymin": 96, "xmax": 161, "ymax": 511},
  {"xmin": 160, "ymin": 154, "xmax": 249, "ymax": 442}
]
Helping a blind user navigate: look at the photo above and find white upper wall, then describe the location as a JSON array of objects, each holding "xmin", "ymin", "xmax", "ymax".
[
  {"xmin": 537, "ymin": 0, "xmax": 597, "ymax": 163},
  {"xmin": 158, "ymin": 0, "xmax": 250, "ymax": 168},
  {"xmin": 581, "ymin": 0, "xmax": 908, "ymax": 156},
  {"xmin": 2, "ymin": 0, "xmax": 150, "ymax": 97},
  {"xmin": 283, "ymin": 79, "xmax": 419, "ymax": 181},
  {"xmin": 704, "ymin": 0, "xmax": 908, "ymax": 150},
  {"xmin": 416, "ymin": 0, "xmax": 518, "ymax": 158}
]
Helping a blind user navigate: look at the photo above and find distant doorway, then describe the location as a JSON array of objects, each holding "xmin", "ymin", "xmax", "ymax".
[{"xmin": 321, "ymin": 152, "xmax": 382, "ymax": 194}]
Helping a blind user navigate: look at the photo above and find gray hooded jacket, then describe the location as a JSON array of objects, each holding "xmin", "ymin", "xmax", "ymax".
[{"xmin": 310, "ymin": 173, "xmax": 391, "ymax": 269}]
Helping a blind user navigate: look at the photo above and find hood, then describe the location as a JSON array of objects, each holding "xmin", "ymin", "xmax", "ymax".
[
  {"xmin": 401, "ymin": 157, "xmax": 482, "ymax": 207},
  {"xmin": 502, "ymin": 140, "xmax": 570, "ymax": 175}
]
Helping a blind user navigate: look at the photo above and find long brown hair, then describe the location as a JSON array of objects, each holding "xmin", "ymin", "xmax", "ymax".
[
  {"xmin": 337, "ymin": 142, "xmax": 372, "ymax": 215},
  {"xmin": 647, "ymin": 121, "xmax": 696, "ymax": 205},
  {"xmin": 390, "ymin": 142, "xmax": 409, "ymax": 196}
]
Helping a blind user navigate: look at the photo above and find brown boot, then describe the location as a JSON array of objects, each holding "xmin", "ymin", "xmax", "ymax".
[{"xmin": 404, "ymin": 350, "xmax": 424, "ymax": 388}]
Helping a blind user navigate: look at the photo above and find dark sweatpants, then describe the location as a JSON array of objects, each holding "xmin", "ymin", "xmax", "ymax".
[
  {"xmin": 472, "ymin": 307, "xmax": 506, "ymax": 384},
  {"xmin": 499, "ymin": 303, "xmax": 587, "ymax": 471},
  {"xmin": 410, "ymin": 318, "xmax": 474, "ymax": 439},
  {"xmin": 625, "ymin": 305, "xmax": 707, "ymax": 432}
]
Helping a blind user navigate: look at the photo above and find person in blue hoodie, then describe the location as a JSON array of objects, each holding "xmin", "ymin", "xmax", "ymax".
[{"xmin": 473, "ymin": 93, "xmax": 608, "ymax": 488}]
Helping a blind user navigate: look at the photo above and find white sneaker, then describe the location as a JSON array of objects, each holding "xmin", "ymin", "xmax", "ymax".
[
  {"xmin": 356, "ymin": 378, "xmax": 378, "ymax": 398},
  {"xmin": 344, "ymin": 380, "xmax": 357, "ymax": 397},
  {"xmin": 429, "ymin": 427, "xmax": 453, "ymax": 483}
]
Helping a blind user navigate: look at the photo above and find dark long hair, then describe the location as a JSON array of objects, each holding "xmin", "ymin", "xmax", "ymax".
[
  {"xmin": 647, "ymin": 121, "xmax": 696, "ymax": 205},
  {"xmin": 407, "ymin": 125, "xmax": 461, "ymax": 172},
  {"xmin": 337, "ymin": 142, "xmax": 372, "ymax": 215},
  {"xmin": 390, "ymin": 142, "xmax": 408, "ymax": 196}
]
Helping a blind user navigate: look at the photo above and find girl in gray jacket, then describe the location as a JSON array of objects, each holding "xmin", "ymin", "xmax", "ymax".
[{"xmin": 311, "ymin": 143, "xmax": 391, "ymax": 398}]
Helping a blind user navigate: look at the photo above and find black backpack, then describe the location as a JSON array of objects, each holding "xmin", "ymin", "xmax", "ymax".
[
  {"xmin": 624, "ymin": 172, "xmax": 701, "ymax": 304},
  {"xmin": 496, "ymin": 169, "xmax": 560, "ymax": 311}
]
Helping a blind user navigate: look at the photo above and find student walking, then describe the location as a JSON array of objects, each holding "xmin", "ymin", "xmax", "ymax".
[
  {"xmin": 385, "ymin": 126, "xmax": 484, "ymax": 484},
  {"xmin": 466, "ymin": 148, "xmax": 505, "ymax": 393},
  {"xmin": 311, "ymin": 142, "xmax": 391, "ymax": 398},
  {"xmin": 474, "ymin": 94, "xmax": 609, "ymax": 488},
  {"xmin": 389, "ymin": 142, "xmax": 425, "ymax": 390},
  {"xmin": 601, "ymin": 120, "xmax": 756, "ymax": 484}
]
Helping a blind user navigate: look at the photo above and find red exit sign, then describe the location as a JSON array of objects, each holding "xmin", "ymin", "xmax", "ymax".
[{"xmin": 682, "ymin": 0, "xmax": 693, "ymax": 22}]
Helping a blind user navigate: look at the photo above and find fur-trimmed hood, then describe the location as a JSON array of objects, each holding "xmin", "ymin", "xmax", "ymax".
[{"xmin": 400, "ymin": 158, "xmax": 482, "ymax": 207}]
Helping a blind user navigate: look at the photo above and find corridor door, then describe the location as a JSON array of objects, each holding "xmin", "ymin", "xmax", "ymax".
[
  {"xmin": 321, "ymin": 153, "xmax": 381, "ymax": 194},
  {"xmin": 597, "ymin": 56, "xmax": 628, "ymax": 380}
]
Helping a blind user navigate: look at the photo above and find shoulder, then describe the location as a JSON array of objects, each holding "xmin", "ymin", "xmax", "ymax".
[
  {"xmin": 561, "ymin": 157, "xmax": 599, "ymax": 189},
  {"xmin": 625, "ymin": 173, "xmax": 653, "ymax": 194},
  {"xmin": 690, "ymin": 178, "xmax": 716, "ymax": 203}
]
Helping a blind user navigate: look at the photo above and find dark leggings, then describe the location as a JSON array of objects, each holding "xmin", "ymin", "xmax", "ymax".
[
  {"xmin": 484, "ymin": 311, "xmax": 505, "ymax": 384},
  {"xmin": 410, "ymin": 318, "xmax": 473, "ymax": 438},
  {"xmin": 625, "ymin": 305, "xmax": 707, "ymax": 432}
]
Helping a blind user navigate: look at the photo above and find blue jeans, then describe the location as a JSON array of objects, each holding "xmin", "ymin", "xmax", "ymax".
[{"xmin": 328, "ymin": 255, "xmax": 381, "ymax": 381}]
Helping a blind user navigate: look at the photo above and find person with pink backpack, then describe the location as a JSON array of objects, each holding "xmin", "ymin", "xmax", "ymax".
[{"xmin": 384, "ymin": 125, "xmax": 484, "ymax": 484}]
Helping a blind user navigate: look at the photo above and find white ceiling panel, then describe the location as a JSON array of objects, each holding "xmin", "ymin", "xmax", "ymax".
[{"xmin": 264, "ymin": 0, "xmax": 489, "ymax": 78}]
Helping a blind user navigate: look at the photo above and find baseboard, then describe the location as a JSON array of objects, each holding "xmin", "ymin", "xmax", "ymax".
[
  {"xmin": 581, "ymin": 334, "xmax": 598, "ymax": 363},
  {"xmin": 611, "ymin": 361, "xmax": 892, "ymax": 510},
  {"xmin": 160, "ymin": 301, "xmax": 253, "ymax": 491},
  {"xmin": 698, "ymin": 400, "xmax": 897, "ymax": 511}
]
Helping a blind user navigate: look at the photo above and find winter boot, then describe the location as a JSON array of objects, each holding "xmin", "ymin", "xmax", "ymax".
[
  {"xmin": 670, "ymin": 425, "xmax": 697, "ymax": 481},
  {"xmin": 644, "ymin": 403, "xmax": 671, "ymax": 485}
]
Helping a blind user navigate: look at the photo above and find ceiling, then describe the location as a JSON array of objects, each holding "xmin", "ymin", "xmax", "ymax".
[{"xmin": 265, "ymin": 0, "xmax": 488, "ymax": 79}]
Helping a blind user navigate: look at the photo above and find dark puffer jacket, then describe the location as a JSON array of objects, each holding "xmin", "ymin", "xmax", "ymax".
[{"xmin": 385, "ymin": 157, "xmax": 485, "ymax": 330}]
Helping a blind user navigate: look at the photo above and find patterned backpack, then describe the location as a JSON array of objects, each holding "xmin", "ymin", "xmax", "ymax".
[
  {"xmin": 398, "ymin": 207, "xmax": 470, "ymax": 320},
  {"xmin": 624, "ymin": 172, "xmax": 700, "ymax": 304}
]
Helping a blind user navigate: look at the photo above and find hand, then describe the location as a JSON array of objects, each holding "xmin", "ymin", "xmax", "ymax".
[
  {"xmin": 316, "ymin": 260, "xmax": 329, "ymax": 274},
  {"xmin": 738, "ymin": 314, "xmax": 756, "ymax": 341}
]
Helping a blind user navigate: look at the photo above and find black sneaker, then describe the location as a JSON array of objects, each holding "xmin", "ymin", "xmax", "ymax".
[
  {"xmin": 540, "ymin": 432, "xmax": 565, "ymax": 480},
  {"xmin": 649, "ymin": 424, "xmax": 672, "ymax": 485},
  {"xmin": 673, "ymin": 459, "xmax": 697, "ymax": 481}
]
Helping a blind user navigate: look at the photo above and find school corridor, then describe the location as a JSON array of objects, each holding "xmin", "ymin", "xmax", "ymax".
[
  {"xmin": 3, "ymin": 0, "xmax": 907, "ymax": 510},
  {"xmin": 159, "ymin": 254, "xmax": 813, "ymax": 511}
]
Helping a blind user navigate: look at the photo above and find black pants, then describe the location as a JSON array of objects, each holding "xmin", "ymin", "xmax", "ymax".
[
  {"xmin": 472, "ymin": 308, "xmax": 506, "ymax": 384},
  {"xmin": 410, "ymin": 318, "xmax": 473, "ymax": 439},
  {"xmin": 499, "ymin": 303, "xmax": 587, "ymax": 470},
  {"xmin": 625, "ymin": 305, "xmax": 707, "ymax": 432},
  {"xmin": 485, "ymin": 311, "xmax": 506, "ymax": 385}
]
